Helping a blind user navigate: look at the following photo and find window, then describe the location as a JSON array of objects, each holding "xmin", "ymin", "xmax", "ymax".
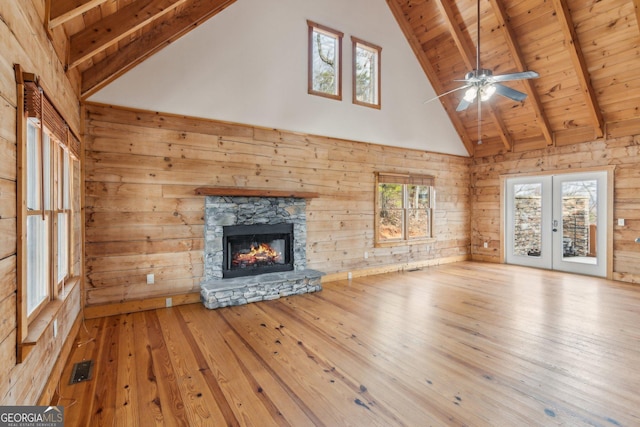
[
  {"xmin": 18, "ymin": 74, "xmax": 81, "ymax": 346},
  {"xmin": 352, "ymin": 37, "xmax": 381, "ymax": 109},
  {"xmin": 375, "ymin": 173, "xmax": 435, "ymax": 246},
  {"xmin": 25, "ymin": 113, "xmax": 77, "ymax": 319},
  {"xmin": 307, "ymin": 20, "xmax": 343, "ymax": 100}
]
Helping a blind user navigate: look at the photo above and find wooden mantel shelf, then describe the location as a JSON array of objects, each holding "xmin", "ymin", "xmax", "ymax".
[{"xmin": 195, "ymin": 187, "xmax": 319, "ymax": 199}]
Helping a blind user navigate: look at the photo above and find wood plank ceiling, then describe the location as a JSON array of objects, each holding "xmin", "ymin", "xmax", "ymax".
[
  {"xmin": 47, "ymin": 0, "xmax": 640, "ymax": 157},
  {"xmin": 46, "ymin": 0, "xmax": 236, "ymax": 98},
  {"xmin": 387, "ymin": 0, "xmax": 640, "ymax": 156}
]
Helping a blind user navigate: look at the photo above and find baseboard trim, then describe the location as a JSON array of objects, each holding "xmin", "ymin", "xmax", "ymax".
[
  {"xmin": 83, "ymin": 293, "xmax": 201, "ymax": 319},
  {"xmin": 470, "ymin": 254, "xmax": 501, "ymax": 263},
  {"xmin": 321, "ymin": 255, "xmax": 470, "ymax": 282}
]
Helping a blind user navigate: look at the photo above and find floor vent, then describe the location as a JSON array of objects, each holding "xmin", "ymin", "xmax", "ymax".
[{"xmin": 69, "ymin": 360, "xmax": 94, "ymax": 384}]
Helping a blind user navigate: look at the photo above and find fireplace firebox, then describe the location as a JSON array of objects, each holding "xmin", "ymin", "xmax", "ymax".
[{"xmin": 222, "ymin": 223, "xmax": 294, "ymax": 278}]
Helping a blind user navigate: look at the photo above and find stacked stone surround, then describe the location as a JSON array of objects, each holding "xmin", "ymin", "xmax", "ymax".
[{"xmin": 200, "ymin": 196, "xmax": 323, "ymax": 309}]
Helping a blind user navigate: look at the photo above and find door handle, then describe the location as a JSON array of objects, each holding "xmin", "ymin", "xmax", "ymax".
[{"xmin": 553, "ymin": 219, "xmax": 558, "ymax": 232}]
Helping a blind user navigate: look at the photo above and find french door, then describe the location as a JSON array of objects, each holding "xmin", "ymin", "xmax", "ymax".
[{"xmin": 505, "ymin": 171, "xmax": 608, "ymax": 277}]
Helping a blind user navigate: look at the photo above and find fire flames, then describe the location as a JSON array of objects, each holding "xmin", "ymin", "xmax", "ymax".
[{"xmin": 232, "ymin": 243, "xmax": 282, "ymax": 267}]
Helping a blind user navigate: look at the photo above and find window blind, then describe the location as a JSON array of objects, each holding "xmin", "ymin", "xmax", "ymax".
[
  {"xmin": 377, "ymin": 173, "xmax": 434, "ymax": 186},
  {"xmin": 23, "ymin": 79, "xmax": 80, "ymax": 159}
]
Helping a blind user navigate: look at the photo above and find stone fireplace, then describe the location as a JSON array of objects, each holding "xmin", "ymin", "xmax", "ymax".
[{"xmin": 199, "ymin": 192, "xmax": 323, "ymax": 309}]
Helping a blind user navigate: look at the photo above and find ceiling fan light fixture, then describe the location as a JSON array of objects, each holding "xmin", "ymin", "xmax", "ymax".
[
  {"xmin": 480, "ymin": 84, "xmax": 496, "ymax": 101},
  {"xmin": 463, "ymin": 87, "xmax": 478, "ymax": 102}
]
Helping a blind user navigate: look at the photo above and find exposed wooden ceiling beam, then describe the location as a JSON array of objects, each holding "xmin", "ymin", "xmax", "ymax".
[
  {"xmin": 434, "ymin": 0, "xmax": 512, "ymax": 151},
  {"xmin": 68, "ymin": 0, "xmax": 190, "ymax": 70},
  {"xmin": 386, "ymin": 0, "xmax": 474, "ymax": 155},
  {"xmin": 48, "ymin": 0, "xmax": 109, "ymax": 29},
  {"xmin": 435, "ymin": 0, "xmax": 476, "ymax": 64},
  {"xmin": 550, "ymin": 0, "xmax": 605, "ymax": 138},
  {"xmin": 81, "ymin": 0, "xmax": 236, "ymax": 98},
  {"xmin": 488, "ymin": 0, "xmax": 554, "ymax": 146}
]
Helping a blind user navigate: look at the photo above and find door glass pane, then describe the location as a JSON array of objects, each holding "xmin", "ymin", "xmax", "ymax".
[
  {"xmin": 513, "ymin": 183, "xmax": 542, "ymax": 257},
  {"xmin": 561, "ymin": 180, "xmax": 597, "ymax": 264}
]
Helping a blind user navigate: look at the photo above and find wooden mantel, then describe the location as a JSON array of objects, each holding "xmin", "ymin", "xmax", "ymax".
[{"xmin": 195, "ymin": 187, "xmax": 319, "ymax": 199}]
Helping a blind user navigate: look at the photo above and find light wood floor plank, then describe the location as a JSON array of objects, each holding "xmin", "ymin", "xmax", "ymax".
[
  {"xmin": 131, "ymin": 312, "xmax": 167, "ymax": 427},
  {"xmin": 55, "ymin": 262, "xmax": 640, "ymax": 426},
  {"xmin": 180, "ymin": 304, "xmax": 317, "ymax": 426},
  {"xmin": 155, "ymin": 308, "xmax": 230, "ymax": 426}
]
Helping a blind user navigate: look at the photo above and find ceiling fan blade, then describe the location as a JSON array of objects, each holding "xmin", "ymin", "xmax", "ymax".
[
  {"xmin": 491, "ymin": 71, "xmax": 539, "ymax": 82},
  {"xmin": 456, "ymin": 96, "xmax": 474, "ymax": 111},
  {"xmin": 423, "ymin": 85, "xmax": 469, "ymax": 104},
  {"xmin": 494, "ymin": 83, "xmax": 528, "ymax": 102}
]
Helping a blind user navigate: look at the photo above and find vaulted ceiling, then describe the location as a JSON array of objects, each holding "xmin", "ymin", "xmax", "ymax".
[{"xmin": 47, "ymin": 0, "xmax": 640, "ymax": 157}]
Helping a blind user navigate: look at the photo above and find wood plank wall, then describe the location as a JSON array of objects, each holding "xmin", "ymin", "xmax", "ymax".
[
  {"xmin": 83, "ymin": 103, "xmax": 472, "ymax": 308},
  {"xmin": 470, "ymin": 134, "xmax": 640, "ymax": 283},
  {"xmin": 0, "ymin": 0, "xmax": 82, "ymax": 405}
]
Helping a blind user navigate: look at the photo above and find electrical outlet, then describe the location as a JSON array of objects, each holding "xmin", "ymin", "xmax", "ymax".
[
  {"xmin": 364, "ymin": 251, "xmax": 368, "ymax": 259},
  {"xmin": 53, "ymin": 319, "xmax": 58, "ymax": 338},
  {"xmin": 483, "ymin": 242, "xmax": 488, "ymax": 248},
  {"xmin": 147, "ymin": 273, "xmax": 155, "ymax": 285},
  {"xmin": 618, "ymin": 218, "xmax": 625, "ymax": 226},
  {"xmin": 347, "ymin": 272, "xmax": 353, "ymax": 280},
  {"xmin": 165, "ymin": 297, "xmax": 173, "ymax": 308}
]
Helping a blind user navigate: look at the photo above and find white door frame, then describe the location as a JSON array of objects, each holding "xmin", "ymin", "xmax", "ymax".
[{"xmin": 500, "ymin": 166, "xmax": 614, "ymax": 279}]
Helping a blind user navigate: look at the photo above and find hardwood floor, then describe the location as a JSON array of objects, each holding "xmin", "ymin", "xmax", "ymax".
[{"xmin": 55, "ymin": 262, "xmax": 640, "ymax": 426}]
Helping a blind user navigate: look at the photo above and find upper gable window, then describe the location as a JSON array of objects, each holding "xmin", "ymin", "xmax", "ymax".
[
  {"xmin": 307, "ymin": 20, "xmax": 343, "ymax": 100},
  {"xmin": 352, "ymin": 37, "xmax": 381, "ymax": 109}
]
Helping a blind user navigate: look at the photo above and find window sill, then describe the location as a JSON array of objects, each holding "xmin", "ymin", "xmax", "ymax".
[
  {"xmin": 375, "ymin": 237, "xmax": 436, "ymax": 248},
  {"xmin": 19, "ymin": 277, "xmax": 80, "ymax": 362}
]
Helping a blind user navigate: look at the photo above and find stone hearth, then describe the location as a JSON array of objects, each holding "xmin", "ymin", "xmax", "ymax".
[
  {"xmin": 201, "ymin": 270, "xmax": 323, "ymax": 309},
  {"xmin": 200, "ymin": 195, "xmax": 323, "ymax": 308}
]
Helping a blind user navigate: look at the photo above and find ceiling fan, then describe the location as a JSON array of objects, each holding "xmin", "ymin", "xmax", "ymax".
[{"xmin": 426, "ymin": 0, "xmax": 539, "ymax": 112}]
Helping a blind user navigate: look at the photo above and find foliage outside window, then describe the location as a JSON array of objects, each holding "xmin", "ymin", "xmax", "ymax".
[
  {"xmin": 352, "ymin": 37, "xmax": 381, "ymax": 109},
  {"xmin": 19, "ymin": 75, "xmax": 81, "ymax": 339},
  {"xmin": 307, "ymin": 20, "xmax": 343, "ymax": 100},
  {"xmin": 376, "ymin": 173, "xmax": 435, "ymax": 246}
]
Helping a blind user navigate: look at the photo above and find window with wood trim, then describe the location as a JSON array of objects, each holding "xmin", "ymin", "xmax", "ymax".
[
  {"xmin": 375, "ymin": 173, "xmax": 435, "ymax": 246},
  {"xmin": 18, "ymin": 75, "xmax": 81, "ymax": 335},
  {"xmin": 307, "ymin": 20, "xmax": 343, "ymax": 100},
  {"xmin": 352, "ymin": 37, "xmax": 381, "ymax": 109}
]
